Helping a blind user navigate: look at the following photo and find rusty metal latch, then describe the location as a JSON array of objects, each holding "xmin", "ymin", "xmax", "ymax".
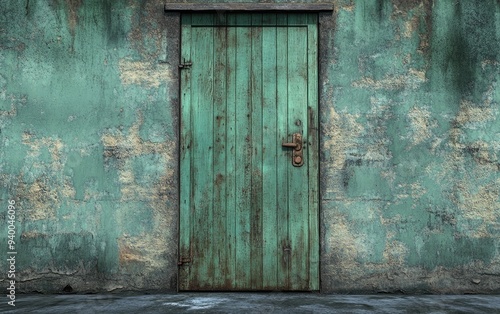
[{"xmin": 282, "ymin": 133, "xmax": 304, "ymax": 167}]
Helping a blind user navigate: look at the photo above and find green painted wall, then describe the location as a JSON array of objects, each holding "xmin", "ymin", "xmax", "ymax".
[
  {"xmin": 1, "ymin": 0, "xmax": 179, "ymax": 292},
  {"xmin": 0, "ymin": 0, "xmax": 499, "ymax": 293},
  {"xmin": 320, "ymin": 0, "xmax": 500, "ymax": 293}
]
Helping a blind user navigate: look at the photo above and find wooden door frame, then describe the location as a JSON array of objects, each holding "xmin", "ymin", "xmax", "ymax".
[{"xmin": 163, "ymin": 6, "xmax": 334, "ymax": 293}]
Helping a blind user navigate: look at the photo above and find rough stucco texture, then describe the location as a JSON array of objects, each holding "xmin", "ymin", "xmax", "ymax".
[
  {"xmin": 0, "ymin": 0, "xmax": 179, "ymax": 292},
  {"xmin": 0, "ymin": 0, "xmax": 499, "ymax": 293},
  {"xmin": 320, "ymin": 0, "xmax": 500, "ymax": 293}
]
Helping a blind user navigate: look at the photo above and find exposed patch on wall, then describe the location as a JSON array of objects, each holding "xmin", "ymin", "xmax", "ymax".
[
  {"xmin": 403, "ymin": 14, "xmax": 419, "ymax": 38},
  {"xmin": 2, "ymin": 0, "xmax": 178, "ymax": 293},
  {"xmin": 382, "ymin": 234, "xmax": 408, "ymax": 266},
  {"xmin": 458, "ymin": 182, "xmax": 500, "ymax": 222},
  {"xmin": 65, "ymin": 0, "xmax": 82, "ymax": 37},
  {"xmin": 407, "ymin": 106, "xmax": 435, "ymax": 146},
  {"xmin": 0, "ymin": 104, "xmax": 17, "ymax": 117},
  {"xmin": 467, "ymin": 143, "xmax": 499, "ymax": 169},
  {"xmin": 425, "ymin": 78, "xmax": 500, "ymax": 249},
  {"xmin": 22, "ymin": 133, "xmax": 64, "ymax": 170},
  {"xmin": 127, "ymin": 0, "xmax": 167, "ymax": 60},
  {"xmin": 455, "ymin": 100, "xmax": 494, "ymax": 126},
  {"xmin": 102, "ymin": 110, "xmax": 174, "ymax": 216},
  {"xmin": 101, "ymin": 110, "xmax": 174, "ymax": 273},
  {"xmin": 15, "ymin": 133, "xmax": 75, "ymax": 221},
  {"xmin": 323, "ymin": 107, "xmax": 364, "ymax": 171},
  {"xmin": 337, "ymin": 0, "xmax": 355, "ymax": 12},
  {"xmin": 16, "ymin": 179, "xmax": 58, "ymax": 220},
  {"xmin": 327, "ymin": 210, "xmax": 500, "ymax": 293},
  {"xmin": 446, "ymin": 97, "xmax": 498, "ymax": 171},
  {"xmin": 118, "ymin": 234, "xmax": 168, "ymax": 269},
  {"xmin": 392, "ymin": 1, "xmax": 427, "ymax": 38},
  {"xmin": 352, "ymin": 68, "xmax": 426, "ymax": 90},
  {"xmin": 454, "ymin": 180, "xmax": 500, "ymax": 238},
  {"xmin": 325, "ymin": 211, "xmax": 416, "ymax": 289},
  {"xmin": 118, "ymin": 59, "xmax": 171, "ymax": 88},
  {"xmin": 325, "ymin": 214, "xmax": 360, "ymax": 282},
  {"xmin": 102, "ymin": 111, "xmax": 173, "ymax": 164},
  {"xmin": 481, "ymin": 59, "xmax": 499, "ymax": 70},
  {"xmin": 118, "ymin": 235, "xmax": 147, "ymax": 263},
  {"xmin": 392, "ymin": 0, "xmax": 433, "ymax": 56},
  {"xmin": 392, "ymin": 0, "xmax": 422, "ymax": 13}
]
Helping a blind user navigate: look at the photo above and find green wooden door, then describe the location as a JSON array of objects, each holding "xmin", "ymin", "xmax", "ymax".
[{"xmin": 179, "ymin": 13, "xmax": 318, "ymax": 291}]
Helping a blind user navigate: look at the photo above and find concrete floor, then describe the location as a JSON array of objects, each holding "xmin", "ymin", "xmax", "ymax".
[{"xmin": 2, "ymin": 293, "xmax": 500, "ymax": 313}]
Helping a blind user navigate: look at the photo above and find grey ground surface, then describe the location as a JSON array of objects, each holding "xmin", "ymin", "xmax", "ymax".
[{"xmin": 2, "ymin": 293, "xmax": 500, "ymax": 313}]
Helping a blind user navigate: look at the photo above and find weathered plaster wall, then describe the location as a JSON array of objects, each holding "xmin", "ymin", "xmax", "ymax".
[
  {"xmin": 1, "ymin": 0, "xmax": 179, "ymax": 292},
  {"xmin": 0, "ymin": 0, "xmax": 499, "ymax": 294},
  {"xmin": 320, "ymin": 0, "xmax": 500, "ymax": 293}
]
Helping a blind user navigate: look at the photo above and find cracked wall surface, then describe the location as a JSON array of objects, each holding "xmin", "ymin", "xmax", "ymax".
[
  {"xmin": 1, "ymin": 0, "xmax": 178, "ymax": 292},
  {"xmin": 1, "ymin": 0, "xmax": 499, "ymax": 294},
  {"xmin": 320, "ymin": 0, "xmax": 500, "ymax": 293}
]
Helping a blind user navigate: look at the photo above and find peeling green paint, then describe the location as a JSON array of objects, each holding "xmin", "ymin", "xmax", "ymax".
[
  {"xmin": 1, "ymin": 0, "xmax": 499, "ymax": 293},
  {"xmin": 320, "ymin": 0, "xmax": 500, "ymax": 293},
  {"xmin": 1, "ymin": 0, "xmax": 178, "ymax": 293}
]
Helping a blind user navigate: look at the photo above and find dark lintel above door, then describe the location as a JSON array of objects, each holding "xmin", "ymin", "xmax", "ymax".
[{"xmin": 164, "ymin": 3, "xmax": 333, "ymax": 12}]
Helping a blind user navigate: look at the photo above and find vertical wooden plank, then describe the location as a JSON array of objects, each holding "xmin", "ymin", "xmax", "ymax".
[
  {"xmin": 212, "ymin": 15, "xmax": 227, "ymax": 289},
  {"xmin": 190, "ymin": 17, "xmax": 215, "ymax": 288},
  {"xmin": 276, "ymin": 13, "xmax": 290, "ymax": 290},
  {"xmin": 180, "ymin": 12, "xmax": 318, "ymax": 291},
  {"xmin": 190, "ymin": 12, "xmax": 215, "ymax": 26},
  {"xmin": 307, "ymin": 14, "xmax": 320, "ymax": 291},
  {"xmin": 225, "ymin": 13, "xmax": 237, "ymax": 289},
  {"xmin": 261, "ymin": 13, "xmax": 278, "ymax": 290},
  {"xmin": 234, "ymin": 13, "xmax": 252, "ymax": 289},
  {"xmin": 286, "ymin": 15, "xmax": 310, "ymax": 290},
  {"xmin": 250, "ymin": 13, "xmax": 264, "ymax": 290},
  {"xmin": 179, "ymin": 13, "xmax": 192, "ymax": 291}
]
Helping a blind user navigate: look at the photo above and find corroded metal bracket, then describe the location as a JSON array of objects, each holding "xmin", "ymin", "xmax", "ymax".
[
  {"xmin": 178, "ymin": 257, "xmax": 192, "ymax": 266},
  {"xmin": 179, "ymin": 61, "xmax": 192, "ymax": 69},
  {"xmin": 282, "ymin": 133, "xmax": 304, "ymax": 167}
]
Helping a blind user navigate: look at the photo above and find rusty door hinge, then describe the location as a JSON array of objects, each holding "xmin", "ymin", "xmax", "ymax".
[
  {"xmin": 179, "ymin": 61, "xmax": 192, "ymax": 69},
  {"xmin": 178, "ymin": 257, "xmax": 192, "ymax": 266}
]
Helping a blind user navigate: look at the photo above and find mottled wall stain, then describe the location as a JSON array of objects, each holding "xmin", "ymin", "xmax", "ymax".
[
  {"xmin": 49, "ymin": 0, "xmax": 83, "ymax": 51},
  {"xmin": 323, "ymin": 107, "xmax": 364, "ymax": 171},
  {"xmin": 0, "ymin": 105, "xmax": 17, "ymax": 117},
  {"xmin": 1, "ymin": 0, "xmax": 178, "ymax": 293},
  {"xmin": 1, "ymin": 0, "xmax": 499, "ymax": 294},
  {"xmin": 100, "ymin": 109, "xmax": 176, "ymax": 289},
  {"xmin": 128, "ymin": 1, "xmax": 168, "ymax": 60},
  {"xmin": 456, "ymin": 100, "xmax": 495, "ymax": 125},
  {"xmin": 102, "ymin": 110, "xmax": 174, "ymax": 230},
  {"xmin": 321, "ymin": 0, "xmax": 500, "ymax": 293},
  {"xmin": 13, "ymin": 133, "xmax": 75, "ymax": 221},
  {"xmin": 118, "ymin": 59, "xmax": 171, "ymax": 88},
  {"xmin": 65, "ymin": 0, "xmax": 82, "ymax": 38},
  {"xmin": 407, "ymin": 106, "xmax": 434, "ymax": 146},
  {"xmin": 351, "ymin": 68, "xmax": 426, "ymax": 90}
]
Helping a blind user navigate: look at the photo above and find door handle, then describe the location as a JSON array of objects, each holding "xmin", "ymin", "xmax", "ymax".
[{"xmin": 282, "ymin": 133, "xmax": 304, "ymax": 167}]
